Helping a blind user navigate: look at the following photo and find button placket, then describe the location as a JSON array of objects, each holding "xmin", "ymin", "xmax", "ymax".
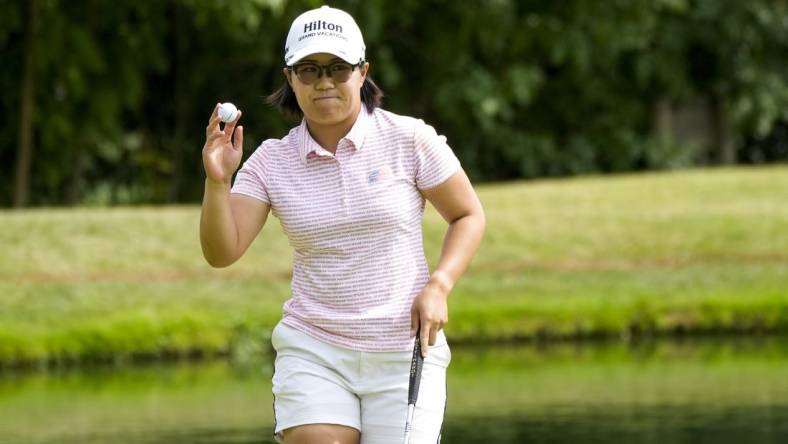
[{"xmin": 337, "ymin": 142, "xmax": 354, "ymax": 215}]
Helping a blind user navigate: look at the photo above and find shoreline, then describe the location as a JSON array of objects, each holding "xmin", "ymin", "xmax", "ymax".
[{"xmin": 3, "ymin": 321, "xmax": 787, "ymax": 372}]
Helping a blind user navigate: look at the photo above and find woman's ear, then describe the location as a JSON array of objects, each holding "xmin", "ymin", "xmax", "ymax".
[{"xmin": 359, "ymin": 62, "xmax": 370, "ymax": 81}]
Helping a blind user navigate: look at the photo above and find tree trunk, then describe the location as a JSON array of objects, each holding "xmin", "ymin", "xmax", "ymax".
[
  {"xmin": 169, "ymin": 1, "xmax": 190, "ymax": 203},
  {"xmin": 651, "ymin": 98, "xmax": 673, "ymax": 143},
  {"xmin": 13, "ymin": 0, "xmax": 38, "ymax": 208},
  {"xmin": 66, "ymin": 144, "xmax": 87, "ymax": 205},
  {"xmin": 712, "ymin": 94, "xmax": 735, "ymax": 165}
]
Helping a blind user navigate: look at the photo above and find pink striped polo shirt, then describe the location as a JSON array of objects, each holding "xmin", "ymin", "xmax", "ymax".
[{"xmin": 231, "ymin": 107, "xmax": 460, "ymax": 351}]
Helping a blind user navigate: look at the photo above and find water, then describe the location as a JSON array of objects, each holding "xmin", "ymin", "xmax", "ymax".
[{"xmin": 1, "ymin": 337, "xmax": 787, "ymax": 443}]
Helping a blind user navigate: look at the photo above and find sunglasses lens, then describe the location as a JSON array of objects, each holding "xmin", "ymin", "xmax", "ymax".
[
  {"xmin": 293, "ymin": 62, "xmax": 355, "ymax": 84},
  {"xmin": 330, "ymin": 63, "xmax": 353, "ymax": 82},
  {"xmin": 294, "ymin": 64, "xmax": 320, "ymax": 84}
]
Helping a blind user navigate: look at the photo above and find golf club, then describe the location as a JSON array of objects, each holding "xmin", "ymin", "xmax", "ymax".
[{"xmin": 403, "ymin": 329, "xmax": 424, "ymax": 444}]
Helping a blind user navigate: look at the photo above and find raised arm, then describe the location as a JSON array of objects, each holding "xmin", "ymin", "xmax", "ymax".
[{"xmin": 200, "ymin": 104, "xmax": 270, "ymax": 268}]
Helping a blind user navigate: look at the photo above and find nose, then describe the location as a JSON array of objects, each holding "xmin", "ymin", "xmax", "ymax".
[{"xmin": 314, "ymin": 68, "xmax": 336, "ymax": 89}]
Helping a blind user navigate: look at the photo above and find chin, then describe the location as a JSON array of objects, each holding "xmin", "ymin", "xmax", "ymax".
[{"xmin": 308, "ymin": 108, "xmax": 352, "ymax": 125}]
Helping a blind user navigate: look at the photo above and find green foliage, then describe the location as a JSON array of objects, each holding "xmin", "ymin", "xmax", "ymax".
[{"xmin": 0, "ymin": 0, "xmax": 787, "ymax": 205}]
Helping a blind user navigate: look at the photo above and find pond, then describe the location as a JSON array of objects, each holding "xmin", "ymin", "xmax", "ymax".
[{"xmin": 1, "ymin": 337, "xmax": 787, "ymax": 443}]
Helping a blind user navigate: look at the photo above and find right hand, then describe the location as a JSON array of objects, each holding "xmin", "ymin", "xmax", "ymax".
[{"xmin": 202, "ymin": 103, "xmax": 243, "ymax": 185}]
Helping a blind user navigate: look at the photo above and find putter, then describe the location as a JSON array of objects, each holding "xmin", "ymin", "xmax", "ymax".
[{"xmin": 403, "ymin": 329, "xmax": 424, "ymax": 444}]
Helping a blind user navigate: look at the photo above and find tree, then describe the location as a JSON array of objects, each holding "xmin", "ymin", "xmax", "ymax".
[
  {"xmin": 13, "ymin": 0, "xmax": 37, "ymax": 207},
  {"xmin": 1, "ymin": 0, "xmax": 786, "ymax": 206}
]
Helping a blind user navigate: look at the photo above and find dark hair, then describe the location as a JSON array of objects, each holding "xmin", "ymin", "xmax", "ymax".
[{"xmin": 266, "ymin": 74, "xmax": 385, "ymax": 118}]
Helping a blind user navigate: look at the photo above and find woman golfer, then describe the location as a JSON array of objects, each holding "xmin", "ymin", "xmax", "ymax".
[{"xmin": 200, "ymin": 6, "xmax": 485, "ymax": 444}]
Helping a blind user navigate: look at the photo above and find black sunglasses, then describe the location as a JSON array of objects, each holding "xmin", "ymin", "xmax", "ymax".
[{"xmin": 288, "ymin": 61, "xmax": 364, "ymax": 85}]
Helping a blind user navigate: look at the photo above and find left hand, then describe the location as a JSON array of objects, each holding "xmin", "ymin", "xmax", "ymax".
[{"xmin": 410, "ymin": 273, "xmax": 452, "ymax": 357}]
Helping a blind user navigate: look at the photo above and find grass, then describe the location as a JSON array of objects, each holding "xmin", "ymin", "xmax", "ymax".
[{"xmin": 1, "ymin": 165, "xmax": 788, "ymax": 367}]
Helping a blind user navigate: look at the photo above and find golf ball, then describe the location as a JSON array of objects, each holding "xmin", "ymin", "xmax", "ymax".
[{"xmin": 218, "ymin": 102, "xmax": 239, "ymax": 123}]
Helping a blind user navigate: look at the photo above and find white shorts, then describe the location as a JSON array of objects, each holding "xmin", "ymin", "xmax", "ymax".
[{"xmin": 271, "ymin": 321, "xmax": 451, "ymax": 444}]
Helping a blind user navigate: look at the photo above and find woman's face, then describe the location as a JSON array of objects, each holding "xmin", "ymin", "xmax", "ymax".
[{"xmin": 285, "ymin": 52, "xmax": 368, "ymax": 127}]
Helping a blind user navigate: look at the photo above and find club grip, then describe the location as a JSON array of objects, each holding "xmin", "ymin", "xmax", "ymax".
[{"xmin": 407, "ymin": 334, "xmax": 424, "ymax": 405}]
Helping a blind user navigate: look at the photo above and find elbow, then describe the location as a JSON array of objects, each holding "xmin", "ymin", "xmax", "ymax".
[
  {"xmin": 452, "ymin": 202, "xmax": 486, "ymax": 230},
  {"xmin": 204, "ymin": 255, "xmax": 233, "ymax": 268},
  {"xmin": 451, "ymin": 205, "xmax": 486, "ymax": 240},
  {"xmin": 476, "ymin": 207, "xmax": 487, "ymax": 239},
  {"xmin": 200, "ymin": 242, "xmax": 237, "ymax": 268},
  {"xmin": 472, "ymin": 198, "xmax": 486, "ymax": 231}
]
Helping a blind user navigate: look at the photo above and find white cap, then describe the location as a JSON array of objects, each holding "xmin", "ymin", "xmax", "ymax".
[{"xmin": 284, "ymin": 6, "xmax": 366, "ymax": 66}]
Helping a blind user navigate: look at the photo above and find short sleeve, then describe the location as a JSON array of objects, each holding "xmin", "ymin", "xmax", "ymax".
[
  {"xmin": 230, "ymin": 146, "xmax": 271, "ymax": 204},
  {"xmin": 413, "ymin": 120, "xmax": 461, "ymax": 190}
]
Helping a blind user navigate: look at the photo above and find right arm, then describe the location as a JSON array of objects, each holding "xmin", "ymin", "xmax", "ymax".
[{"xmin": 200, "ymin": 104, "xmax": 270, "ymax": 268}]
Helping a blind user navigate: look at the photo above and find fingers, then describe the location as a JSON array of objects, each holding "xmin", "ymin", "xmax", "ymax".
[
  {"xmin": 206, "ymin": 103, "xmax": 222, "ymax": 134},
  {"xmin": 233, "ymin": 126, "xmax": 243, "ymax": 150},
  {"xmin": 223, "ymin": 110, "xmax": 242, "ymax": 137},
  {"xmin": 419, "ymin": 323, "xmax": 431, "ymax": 358},
  {"xmin": 419, "ymin": 317, "xmax": 447, "ymax": 358},
  {"xmin": 410, "ymin": 307, "xmax": 419, "ymax": 338}
]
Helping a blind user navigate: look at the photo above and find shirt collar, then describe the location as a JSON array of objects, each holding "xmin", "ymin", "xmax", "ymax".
[{"xmin": 295, "ymin": 107, "xmax": 371, "ymax": 164}]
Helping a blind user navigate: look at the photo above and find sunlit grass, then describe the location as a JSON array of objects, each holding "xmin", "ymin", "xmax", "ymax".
[{"xmin": 2, "ymin": 166, "xmax": 788, "ymax": 366}]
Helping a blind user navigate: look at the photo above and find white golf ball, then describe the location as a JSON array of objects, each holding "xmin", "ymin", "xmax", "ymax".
[{"xmin": 218, "ymin": 102, "xmax": 239, "ymax": 123}]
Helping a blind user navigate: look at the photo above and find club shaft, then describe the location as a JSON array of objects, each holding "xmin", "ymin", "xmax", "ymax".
[{"xmin": 403, "ymin": 404, "xmax": 415, "ymax": 444}]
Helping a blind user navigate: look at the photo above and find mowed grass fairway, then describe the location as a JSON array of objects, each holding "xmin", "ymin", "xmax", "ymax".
[{"xmin": 2, "ymin": 166, "xmax": 787, "ymax": 366}]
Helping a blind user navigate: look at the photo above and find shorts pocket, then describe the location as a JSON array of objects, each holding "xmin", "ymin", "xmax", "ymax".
[{"xmin": 425, "ymin": 343, "xmax": 451, "ymax": 369}]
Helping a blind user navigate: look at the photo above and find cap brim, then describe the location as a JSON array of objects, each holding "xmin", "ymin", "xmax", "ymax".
[{"xmin": 287, "ymin": 41, "xmax": 362, "ymax": 66}]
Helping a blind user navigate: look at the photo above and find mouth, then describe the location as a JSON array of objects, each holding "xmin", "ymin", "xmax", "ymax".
[{"xmin": 313, "ymin": 96, "xmax": 340, "ymax": 102}]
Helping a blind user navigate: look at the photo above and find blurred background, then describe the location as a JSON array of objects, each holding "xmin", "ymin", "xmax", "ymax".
[
  {"xmin": 2, "ymin": 1, "xmax": 788, "ymax": 443},
  {"xmin": 2, "ymin": 0, "xmax": 788, "ymax": 207}
]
